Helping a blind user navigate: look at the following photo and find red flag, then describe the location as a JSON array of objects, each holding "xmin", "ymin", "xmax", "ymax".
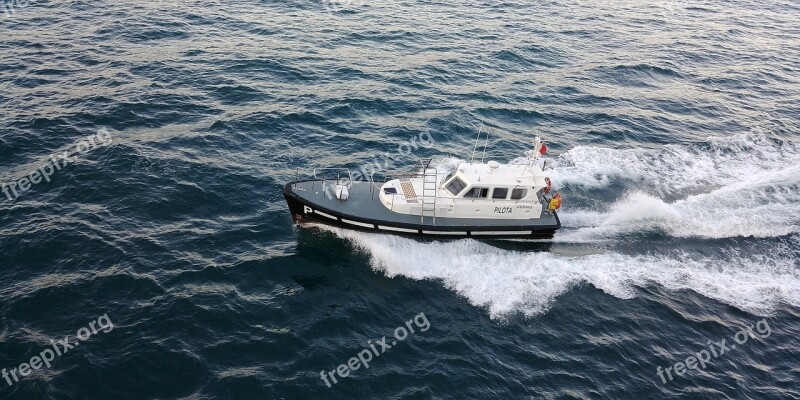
[{"xmin": 539, "ymin": 143, "xmax": 547, "ymax": 156}]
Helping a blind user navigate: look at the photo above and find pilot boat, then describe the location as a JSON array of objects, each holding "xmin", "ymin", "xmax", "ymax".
[{"xmin": 283, "ymin": 137, "xmax": 562, "ymax": 239}]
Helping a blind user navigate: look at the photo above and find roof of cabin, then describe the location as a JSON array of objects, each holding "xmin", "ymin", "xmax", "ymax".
[{"xmin": 451, "ymin": 162, "xmax": 542, "ymax": 187}]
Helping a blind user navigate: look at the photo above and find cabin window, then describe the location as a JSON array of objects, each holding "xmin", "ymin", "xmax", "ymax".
[
  {"xmin": 463, "ymin": 187, "xmax": 489, "ymax": 198},
  {"xmin": 492, "ymin": 188, "xmax": 509, "ymax": 199},
  {"xmin": 445, "ymin": 177, "xmax": 467, "ymax": 196},
  {"xmin": 511, "ymin": 188, "xmax": 527, "ymax": 200}
]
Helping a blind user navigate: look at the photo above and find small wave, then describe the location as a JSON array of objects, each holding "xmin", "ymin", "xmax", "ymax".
[
  {"xmin": 611, "ymin": 63, "xmax": 683, "ymax": 78},
  {"xmin": 590, "ymin": 63, "xmax": 684, "ymax": 87},
  {"xmin": 494, "ymin": 49, "xmax": 555, "ymax": 68}
]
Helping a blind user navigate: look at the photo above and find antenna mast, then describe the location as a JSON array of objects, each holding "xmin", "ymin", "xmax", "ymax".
[
  {"xmin": 481, "ymin": 128, "xmax": 490, "ymax": 163},
  {"xmin": 470, "ymin": 124, "xmax": 482, "ymax": 163},
  {"xmin": 470, "ymin": 121, "xmax": 491, "ymax": 163}
]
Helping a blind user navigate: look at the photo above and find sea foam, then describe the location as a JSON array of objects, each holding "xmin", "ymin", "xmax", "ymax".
[
  {"xmin": 321, "ymin": 227, "xmax": 799, "ymax": 319},
  {"xmin": 314, "ymin": 134, "xmax": 800, "ymax": 318}
]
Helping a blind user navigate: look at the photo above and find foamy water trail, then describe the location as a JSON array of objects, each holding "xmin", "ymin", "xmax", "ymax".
[
  {"xmin": 546, "ymin": 133, "xmax": 800, "ymax": 240},
  {"xmin": 558, "ymin": 165, "xmax": 800, "ymax": 240},
  {"xmin": 320, "ymin": 134, "xmax": 800, "ymax": 318},
  {"xmin": 317, "ymin": 226, "xmax": 800, "ymax": 319},
  {"xmin": 549, "ymin": 132, "xmax": 800, "ymax": 196}
]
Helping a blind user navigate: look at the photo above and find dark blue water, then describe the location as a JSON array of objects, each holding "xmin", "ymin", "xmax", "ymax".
[{"xmin": 1, "ymin": 0, "xmax": 799, "ymax": 398}]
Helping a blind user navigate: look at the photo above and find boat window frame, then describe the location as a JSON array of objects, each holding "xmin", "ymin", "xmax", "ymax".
[
  {"xmin": 462, "ymin": 187, "xmax": 489, "ymax": 199},
  {"xmin": 445, "ymin": 177, "xmax": 467, "ymax": 196},
  {"xmin": 491, "ymin": 188, "xmax": 509, "ymax": 199}
]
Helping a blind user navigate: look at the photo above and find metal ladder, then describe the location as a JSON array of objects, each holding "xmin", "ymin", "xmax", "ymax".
[{"xmin": 419, "ymin": 158, "xmax": 437, "ymax": 224}]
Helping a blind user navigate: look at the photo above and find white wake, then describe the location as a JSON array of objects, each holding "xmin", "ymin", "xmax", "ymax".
[
  {"xmin": 314, "ymin": 133, "xmax": 800, "ymax": 318},
  {"xmin": 551, "ymin": 133, "xmax": 800, "ymax": 240},
  {"xmin": 322, "ymin": 227, "xmax": 799, "ymax": 319}
]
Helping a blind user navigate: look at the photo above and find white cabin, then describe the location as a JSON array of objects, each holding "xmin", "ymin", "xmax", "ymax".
[{"xmin": 378, "ymin": 159, "xmax": 551, "ymax": 220}]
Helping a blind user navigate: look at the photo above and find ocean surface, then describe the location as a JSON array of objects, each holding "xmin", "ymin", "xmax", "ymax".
[{"xmin": 1, "ymin": 0, "xmax": 799, "ymax": 398}]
